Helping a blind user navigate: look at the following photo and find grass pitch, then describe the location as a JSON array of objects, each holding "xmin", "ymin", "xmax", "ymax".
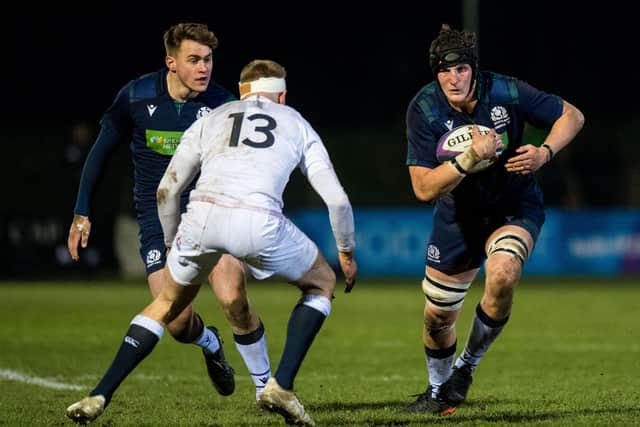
[{"xmin": 1, "ymin": 278, "xmax": 639, "ymax": 426}]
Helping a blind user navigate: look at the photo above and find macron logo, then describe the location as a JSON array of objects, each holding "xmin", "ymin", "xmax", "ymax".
[
  {"xmin": 147, "ymin": 104, "xmax": 158, "ymax": 117},
  {"xmin": 445, "ymin": 120, "xmax": 454, "ymax": 131},
  {"xmin": 124, "ymin": 336, "xmax": 139, "ymax": 348}
]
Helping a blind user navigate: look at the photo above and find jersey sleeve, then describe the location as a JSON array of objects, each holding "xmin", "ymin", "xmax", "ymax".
[
  {"xmin": 298, "ymin": 117, "xmax": 333, "ymax": 179},
  {"xmin": 516, "ymin": 79, "xmax": 563, "ymax": 128},
  {"xmin": 101, "ymin": 82, "xmax": 135, "ymax": 137},
  {"xmin": 406, "ymin": 99, "xmax": 439, "ymax": 168},
  {"xmin": 308, "ymin": 168, "xmax": 356, "ymax": 252},
  {"xmin": 296, "ymin": 116, "xmax": 355, "ymax": 252},
  {"xmin": 73, "ymin": 83, "xmax": 133, "ymax": 216}
]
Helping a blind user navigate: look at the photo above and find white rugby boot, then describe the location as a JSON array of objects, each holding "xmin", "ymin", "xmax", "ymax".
[
  {"xmin": 66, "ymin": 395, "xmax": 106, "ymax": 424},
  {"xmin": 258, "ymin": 377, "xmax": 315, "ymax": 426}
]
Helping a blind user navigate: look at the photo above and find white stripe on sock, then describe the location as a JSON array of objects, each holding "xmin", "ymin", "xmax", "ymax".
[
  {"xmin": 300, "ymin": 294, "xmax": 331, "ymax": 316},
  {"xmin": 131, "ymin": 315, "xmax": 164, "ymax": 339}
]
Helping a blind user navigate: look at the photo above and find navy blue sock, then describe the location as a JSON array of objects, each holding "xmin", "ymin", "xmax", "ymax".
[
  {"xmin": 91, "ymin": 324, "xmax": 160, "ymax": 405},
  {"xmin": 275, "ymin": 304, "xmax": 326, "ymax": 390}
]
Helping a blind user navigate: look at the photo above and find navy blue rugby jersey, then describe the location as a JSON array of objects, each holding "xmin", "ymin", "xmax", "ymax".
[
  {"xmin": 406, "ymin": 71, "xmax": 562, "ymax": 205},
  {"xmin": 74, "ymin": 69, "xmax": 235, "ymax": 216}
]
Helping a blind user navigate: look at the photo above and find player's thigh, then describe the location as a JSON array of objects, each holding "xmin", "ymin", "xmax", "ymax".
[
  {"xmin": 427, "ymin": 197, "xmax": 487, "ymax": 274},
  {"xmin": 292, "ymin": 251, "xmax": 336, "ymax": 296},
  {"xmin": 246, "ymin": 216, "xmax": 319, "ymax": 283},
  {"xmin": 148, "ymin": 269, "xmax": 167, "ymax": 298},
  {"xmin": 142, "ymin": 269, "xmax": 201, "ymax": 322},
  {"xmin": 147, "ymin": 268, "xmax": 196, "ymax": 309},
  {"xmin": 210, "ymin": 255, "xmax": 248, "ymax": 302},
  {"xmin": 137, "ymin": 209, "xmax": 167, "ymax": 276},
  {"xmin": 167, "ymin": 202, "xmax": 224, "ymax": 286}
]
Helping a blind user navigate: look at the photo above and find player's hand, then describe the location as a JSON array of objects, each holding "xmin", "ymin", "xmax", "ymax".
[
  {"xmin": 471, "ymin": 125, "xmax": 503, "ymax": 160},
  {"xmin": 338, "ymin": 251, "xmax": 358, "ymax": 293},
  {"xmin": 68, "ymin": 214, "xmax": 91, "ymax": 261},
  {"xmin": 505, "ymin": 144, "xmax": 545, "ymax": 174}
]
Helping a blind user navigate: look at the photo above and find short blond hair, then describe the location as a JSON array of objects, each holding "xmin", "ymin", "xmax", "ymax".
[
  {"xmin": 163, "ymin": 23, "xmax": 218, "ymax": 56},
  {"xmin": 239, "ymin": 60, "xmax": 286, "ymax": 84}
]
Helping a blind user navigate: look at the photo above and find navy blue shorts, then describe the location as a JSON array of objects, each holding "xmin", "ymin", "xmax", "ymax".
[
  {"xmin": 425, "ymin": 184, "xmax": 545, "ymax": 275},
  {"xmin": 137, "ymin": 208, "xmax": 167, "ymax": 276},
  {"xmin": 136, "ymin": 197, "xmax": 188, "ymax": 276}
]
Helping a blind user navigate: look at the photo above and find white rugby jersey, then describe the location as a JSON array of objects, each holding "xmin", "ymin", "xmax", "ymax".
[{"xmin": 158, "ymin": 95, "xmax": 355, "ymax": 251}]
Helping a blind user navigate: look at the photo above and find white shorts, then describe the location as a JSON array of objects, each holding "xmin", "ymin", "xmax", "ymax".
[{"xmin": 167, "ymin": 201, "xmax": 319, "ymax": 285}]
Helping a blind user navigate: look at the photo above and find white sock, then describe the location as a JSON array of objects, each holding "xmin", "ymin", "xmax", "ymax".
[
  {"xmin": 193, "ymin": 327, "xmax": 220, "ymax": 354},
  {"xmin": 131, "ymin": 315, "xmax": 164, "ymax": 339},
  {"xmin": 456, "ymin": 304, "xmax": 508, "ymax": 372},
  {"xmin": 234, "ymin": 324, "xmax": 270, "ymax": 400},
  {"xmin": 427, "ymin": 353, "xmax": 455, "ymax": 397}
]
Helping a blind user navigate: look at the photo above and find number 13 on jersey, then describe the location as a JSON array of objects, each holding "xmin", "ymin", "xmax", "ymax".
[{"xmin": 228, "ymin": 112, "xmax": 277, "ymax": 148}]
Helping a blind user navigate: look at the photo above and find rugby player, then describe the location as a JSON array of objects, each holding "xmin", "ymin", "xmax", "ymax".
[
  {"xmin": 67, "ymin": 23, "xmax": 270, "ymax": 403},
  {"xmin": 67, "ymin": 59, "xmax": 357, "ymax": 426},
  {"xmin": 405, "ymin": 24, "xmax": 584, "ymax": 414}
]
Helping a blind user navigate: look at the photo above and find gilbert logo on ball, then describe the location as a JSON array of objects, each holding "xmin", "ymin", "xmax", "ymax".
[{"xmin": 436, "ymin": 124, "xmax": 506, "ymax": 173}]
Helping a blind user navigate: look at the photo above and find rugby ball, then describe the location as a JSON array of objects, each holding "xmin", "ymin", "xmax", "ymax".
[{"xmin": 436, "ymin": 124, "xmax": 504, "ymax": 173}]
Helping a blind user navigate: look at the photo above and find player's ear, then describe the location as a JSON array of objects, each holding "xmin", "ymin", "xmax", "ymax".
[
  {"xmin": 278, "ymin": 91, "xmax": 287, "ymax": 105},
  {"xmin": 166, "ymin": 56, "xmax": 177, "ymax": 73}
]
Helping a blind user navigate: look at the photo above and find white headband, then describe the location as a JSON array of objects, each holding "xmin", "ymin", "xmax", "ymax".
[{"xmin": 239, "ymin": 77, "xmax": 286, "ymax": 99}]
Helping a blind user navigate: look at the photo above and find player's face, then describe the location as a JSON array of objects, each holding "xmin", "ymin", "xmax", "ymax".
[
  {"xmin": 172, "ymin": 40, "xmax": 213, "ymax": 93},
  {"xmin": 437, "ymin": 63, "xmax": 474, "ymax": 107}
]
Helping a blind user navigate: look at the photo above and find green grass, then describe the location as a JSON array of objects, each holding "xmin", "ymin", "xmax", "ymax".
[{"xmin": 1, "ymin": 278, "xmax": 639, "ymax": 426}]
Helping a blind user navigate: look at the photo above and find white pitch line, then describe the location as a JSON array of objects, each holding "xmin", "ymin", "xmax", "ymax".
[{"xmin": 0, "ymin": 369, "xmax": 85, "ymax": 391}]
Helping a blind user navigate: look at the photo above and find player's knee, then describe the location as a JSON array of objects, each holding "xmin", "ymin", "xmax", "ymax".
[
  {"xmin": 485, "ymin": 256, "xmax": 521, "ymax": 288},
  {"xmin": 486, "ymin": 233, "xmax": 529, "ymax": 265},
  {"xmin": 297, "ymin": 257, "xmax": 336, "ymax": 296},
  {"xmin": 316, "ymin": 261, "xmax": 336, "ymax": 295},
  {"xmin": 422, "ymin": 272, "xmax": 471, "ymax": 312},
  {"xmin": 216, "ymin": 283, "xmax": 247, "ymax": 308},
  {"xmin": 325, "ymin": 262, "xmax": 337, "ymax": 285}
]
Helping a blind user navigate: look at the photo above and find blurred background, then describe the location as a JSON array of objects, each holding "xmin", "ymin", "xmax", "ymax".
[{"xmin": 1, "ymin": 2, "xmax": 637, "ymax": 279}]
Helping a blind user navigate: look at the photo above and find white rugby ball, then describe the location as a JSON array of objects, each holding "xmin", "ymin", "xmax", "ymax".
[{"xmin": 436, "ymin": 124, "xmax": 503, "ymax": 173}]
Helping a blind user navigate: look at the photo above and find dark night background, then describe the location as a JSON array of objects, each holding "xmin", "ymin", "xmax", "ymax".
[
  {"xmin": 0, "ymin": 3, "xmax": 637, "ymax": 276},
  {"xmin": 4, "ymin": 4, "xmax": 630, "ymax": 124},
  {"xmin": 4, "ymin": 3, "xmax": 635, "ymax": 206}
]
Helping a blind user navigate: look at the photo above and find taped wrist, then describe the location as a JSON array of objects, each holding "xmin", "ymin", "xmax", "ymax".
[
  {"xmin": 448, "ymin": 159, "xmax": 466, "ymax": 176},
  {"xmin": 451, "ymin": 147, "xmax": 481, "ymax": 174}
]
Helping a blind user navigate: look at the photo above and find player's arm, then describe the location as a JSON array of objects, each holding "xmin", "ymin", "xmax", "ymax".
[
  {"xmin": 506, "ymin": 79, "xmax": 585, "ymax": 174},
  {"xmin": 545, "ymin": 100, "xmax": 585, "ymax": 154},
  {"xmin": 409, "ymin": 126, "xmax": 500, "ymax": 202},
  {"xmin": 157, "ymin": 126, "xmax": 201, "ymax": 247},
  {"xmin": 506, "ymin": 101, "xmax": 584, "ymax": 174},
  {"xmin": 68, "ymin": 84, "xmax": 132, "ymax": 261},
  {"xmin": 300, "ymin": 127, "xmax": 357, "ymax": 292},
  {"xmin": 67, "ymin": 122, "xmax": 123, "ymax": 261},
  {"xmin": 409, "ymin": 163, "xmax": 464, "ymax": 202},
  {"xmin": 307, "ymin": 167, "xmax": 358, "ymax": 292}
]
